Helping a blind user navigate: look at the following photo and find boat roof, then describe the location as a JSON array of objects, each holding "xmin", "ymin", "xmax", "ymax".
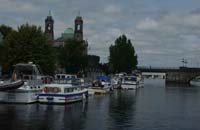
[
  {"xmin": 44, "ymin": 83, "xmax": 80, "ymax": 88},
  {"xmin": 96, "ymin": 76, "xmax": 111, "ymax": 82},
  {"xmin": 13, "ymin": 63, "xmax": 42, "ymax": 75},
  {"xmin": 14, "ymin": 63, "xmax": 37, "ymax": 67}
]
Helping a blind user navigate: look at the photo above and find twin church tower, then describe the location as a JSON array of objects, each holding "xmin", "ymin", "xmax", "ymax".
[{"xmin": 44, "ymin": 11, "xmax": 84, "ymax": 46}]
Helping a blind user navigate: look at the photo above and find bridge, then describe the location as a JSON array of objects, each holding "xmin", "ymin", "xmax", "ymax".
[{"xmin": 138, "ymin": 66, "xmax": 200, "ymax": 83}]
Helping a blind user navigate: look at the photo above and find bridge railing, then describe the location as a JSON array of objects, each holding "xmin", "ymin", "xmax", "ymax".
[{"xmin": 137, "ymin": 66, "xmax": 179, "ymax": 70}]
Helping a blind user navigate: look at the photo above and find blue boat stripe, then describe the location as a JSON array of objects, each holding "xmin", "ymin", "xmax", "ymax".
[{"xmin": 39, "ymin": 91, "xmax": 88, "ymax": 97}]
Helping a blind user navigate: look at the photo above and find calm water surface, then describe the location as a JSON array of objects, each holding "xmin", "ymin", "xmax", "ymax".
[{"xmin": 1, "ymin": 79, "xmax": 200, "ymax": 130}]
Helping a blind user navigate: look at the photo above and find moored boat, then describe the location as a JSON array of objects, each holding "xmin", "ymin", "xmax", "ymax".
[
  {"xmin": 88, "ymin": 76, "xmax": 112, "ymax": 95},
  {"xmin": 38, "ymin": 75, "xmax": 88, "ymax": 104},
  {"xmin": 190, "ymin": 76, "xmax": 200, "ymax": 87},
  {"xmin": 133, "ymin": 73, "xmax": 144, "ymax": 88},
  {"xmin": 111, "ymin": 77, "xmax": 121, "ymax": 89},
  {"xmin": 0, "ymin": 80, "xmax": 24, "ymax": 91},
  {"xmin": 121, "ymin": 75, "xmax": 137, "ymax": 89},
  {"xmin": 0, "ymin": 62, "xmax": 44, "ymax": 103}
]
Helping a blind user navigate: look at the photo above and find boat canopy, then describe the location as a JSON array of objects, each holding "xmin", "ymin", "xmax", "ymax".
[
  {"xmin": 96, "ymin": 76, "xmax": 111, "ymax": 82},
  {"xmin": 13, "ymin": 63, "xmax": 41, "ymax": 76}
]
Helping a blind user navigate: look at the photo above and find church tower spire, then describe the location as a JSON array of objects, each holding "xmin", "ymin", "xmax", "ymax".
[
  {"xmin": 45, "ymin": 10, "xmax": 54, "ymax": 43},
  {"xmin": 74, "ymin": 13, "xmax": 83, "ymax": 42}
]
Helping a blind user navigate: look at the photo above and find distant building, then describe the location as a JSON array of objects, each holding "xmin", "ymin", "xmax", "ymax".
[
  {"xmin": 44, "ymin": 12, "xmax": 88, "ymax": 54},
  {"xmin": 44, "ymin": 11, "xmax": 54, "ymax": 44},
  {"xmin": 44, "ymin": 12, "xmax": 102, "ymax": 75}
]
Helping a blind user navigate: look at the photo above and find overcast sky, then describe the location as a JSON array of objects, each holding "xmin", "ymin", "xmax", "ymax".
[{"xmin": 1, "ymin": 0, "xmax": 200, "ymax": 67}]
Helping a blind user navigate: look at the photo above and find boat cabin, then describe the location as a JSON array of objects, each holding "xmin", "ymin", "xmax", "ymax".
[
  {"xmin": 12, "ymin": 63, "xmax": 42, "ymax": 81},
  {"xmin": 43, "ymin": 84, "xmax": 84, "ymax": 94},
  {"xmin": 122, "ymin": 76, "xmax": 137, "ymax": 84}
]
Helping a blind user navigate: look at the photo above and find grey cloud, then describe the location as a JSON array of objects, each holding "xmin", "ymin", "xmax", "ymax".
[{"xmin": 1, "ymin": 0, "xmax": 200, "ymax": 67}]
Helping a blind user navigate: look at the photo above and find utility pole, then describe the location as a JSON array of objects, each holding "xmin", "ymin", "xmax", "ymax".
[{"xmin": 182, "ymin": 58, "xmax": 187, "ymax": 67}]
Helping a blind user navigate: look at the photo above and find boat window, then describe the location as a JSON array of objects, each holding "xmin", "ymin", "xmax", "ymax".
[
  {"xmin": 61, "ymin": 75, "xmax": 65, "ymax": 79},
  {"xmin": 56, "ymin": 75, "xmax": 60, "ymax": 79},
  {"xmin": 64, "ymin": 88, "xmax": 67, "ymax": 93},
  {"xmin": 64, "ymin": 88, "xmax": 74, "ymax": 93},
  {"xmin": 36, "ymin": 65, "xmax": 43, "ymax": 75}
]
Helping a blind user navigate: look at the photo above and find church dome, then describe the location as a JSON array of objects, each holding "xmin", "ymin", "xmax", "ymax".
[
  {"xmin": 64, "ymin": 27, "xmax": 74, "ymax": 34},
  {"xmin": 62, "ymin": 27, "xmax": 74, "ymax": 40}
]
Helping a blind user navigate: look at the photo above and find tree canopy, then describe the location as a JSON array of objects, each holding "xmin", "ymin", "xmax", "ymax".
[
  {"xmin": 109, "ymin": 34, "xmax": 137, "ymax": 73},
  {"xmin": 58, "ymin": 39, "xmax": 88, "ymax": 74},
  {"xmin": 0, "ymin": 25, "xmax": 13, "ymax": 67},
  {"xmin": 0, "ymin": 25, "xmax": 13, "ymax": 39},
  {"xmin": 2, "ymin": 24, "xmax": 56, "ymax": 75}
]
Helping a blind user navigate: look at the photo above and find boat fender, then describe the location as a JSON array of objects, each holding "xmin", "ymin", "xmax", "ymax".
[
  {"xmin": 82, "ymin": 94, "xmax": 86, "ymax": 99},
  {"xmin": 44, "ymin": 87, "xmax": 48, "ymax": 93},
  {"xmin": 11, "ymin": 72, "xmax": 17, "ymax": 81}
]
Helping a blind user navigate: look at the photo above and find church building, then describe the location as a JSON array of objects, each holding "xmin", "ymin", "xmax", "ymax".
[{"xmin": 44, "ymin": 12, "xmax": 88, "ymax": 55}]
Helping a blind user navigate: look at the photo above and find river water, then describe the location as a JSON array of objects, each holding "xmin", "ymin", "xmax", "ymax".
[{"xmin": 1, "ymin": 79, "xmax": 200, "ymax": 130}]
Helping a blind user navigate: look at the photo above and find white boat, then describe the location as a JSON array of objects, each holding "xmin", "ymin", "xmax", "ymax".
[
  {"xmin": 121, "ymin": 76, "xmax": 138, "ymax": 89},
  {"xmin": 190, "ymin": 76, "xmax": 200, "ymax": 87},
  {"xmin": 38, "ymin": 76, "xmax": 88, "ymax": 104},
  {"xmin": 55, "ymin": 74, "xmax": 85, "ymax": 87},
  {"xmin": 0, "ymin": 62, "xmax": 44, "ymax": 103},
  {"xmin": 135, "ymin": 73, "xmax": 144, "ymax": 88},
  {"xmin": 88, "ymin": 76, "xmax": 112, "ymax": 95},
  {"xmin": 88, "ymin": 85, "xmax": 111, "ymax": 95},
  {"xmin": 111, "ymin": 77, "xmax": 121, "ymax": 89}
]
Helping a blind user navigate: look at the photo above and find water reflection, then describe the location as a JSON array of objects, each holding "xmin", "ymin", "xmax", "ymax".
[
  {"xmin": 1, "ymin": 79, "xmax": 200, "ymax": 130},
  {"xmin": 108, "ymin": 90, "xmax": 137, "ymax": 130},
  {"xmin": 0, "ymin": 101, "xmax": 88, "ymax": 130}
]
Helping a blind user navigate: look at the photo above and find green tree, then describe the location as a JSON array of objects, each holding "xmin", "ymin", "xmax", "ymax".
[
  {"xmin": 109, "ymin": 34, "xmax": 137, "ymax": 73},
  {"xmin": 3, "ymin": 24, "xmax": 56, "ymax": 75},
  {"xmin": 0, "ymin": 25, "xmax": 13, "ymax": 67},
  {"xmin": 58, "ymin": 39, "xmax": 88, "ymax": 74},
  {"xmin": 0, "ymin": 25, "xmax": 13, "ymax": 39}
]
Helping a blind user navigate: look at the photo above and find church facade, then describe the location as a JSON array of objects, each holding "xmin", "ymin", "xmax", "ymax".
[
  {"xmin": 44, "ymin": 12, "xmax": 102, "ymax": 76},
  {"xmin": 44, "ymin": 12, "xmax": 88, "ymax": 54}
]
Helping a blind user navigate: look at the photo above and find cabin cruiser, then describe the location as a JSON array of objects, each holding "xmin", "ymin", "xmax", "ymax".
[
  {"xmin": 55, "ymin": 74, "xmax": 85, "ymax": 87},
  {"xmin": 111, "ymin": 77, "xmax": 121, "ymax": 89},
  {"xmin": 190, "ymin": 76, "xmax": 200, "ymax": 87},
  {"xmin": 38, "ymin": 74, "xmax": 88, "ymax": 104},
  {"xmin": 121, "ymin": 75, "xmax": 138, "ymax": 89},
  {"xmin": 0, "ymin": 62, "xmax": 44, "ymax": 103},
  {"xmin": 134, "ymin": 73, "xmax": 144, "ymax": 88},
  {"xmin": 88, "ymin": 76, "xmax": 113, "ymax": 95}
]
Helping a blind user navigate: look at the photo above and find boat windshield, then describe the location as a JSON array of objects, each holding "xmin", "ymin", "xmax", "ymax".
[
  {"xmin": 124, "ymin": 77, "xmax": 137, "ymax": 81},
  {"xmin": 13, "ymin": 64, "xmax": 40, "ymax": 76},
  {"xmin": 193, "ymin": 77, "xmax": 200, "ymax": 81}
]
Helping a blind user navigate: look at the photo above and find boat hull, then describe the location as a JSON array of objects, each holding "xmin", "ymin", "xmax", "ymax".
[
  {"xmin": 190, "ymin": 81, "xmax": 200, "ymax": 87},
  {"xmin": 121, "ymin": 83, "xmax": 137, "ymax": 89},
  {"xmin": 38, "ymin": 89, "xmax": 88, "ymax": 104},
  {"xmin": 0, "ymin": 89, "xmax": 40, "ymax": 103},
  {"xmin": 88, "ymin": 87, "xmax": 111, "ymax": 95}
]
